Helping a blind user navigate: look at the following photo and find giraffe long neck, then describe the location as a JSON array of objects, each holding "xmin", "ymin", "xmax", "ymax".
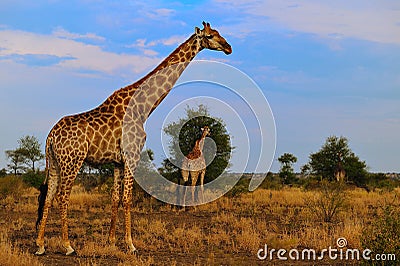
[
  {"xmin": 137, "ymin": 33, "xmax": 202, "ymax": 87},
  {"xmin": 143, "ymin": 33, "xmax": 203, "ymax": 115},
  {"xmin": 198, "ymin": 132, "xmax": 208, "ymax": 151},
  {"xmin": 102, "ymin": 33, "xmax": 202, "ymax": 119}
]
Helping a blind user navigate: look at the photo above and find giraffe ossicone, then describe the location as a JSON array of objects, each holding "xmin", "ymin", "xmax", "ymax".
[{"xmin": 35, "ymin": 22, "xmax": 231, "ymax": 256}]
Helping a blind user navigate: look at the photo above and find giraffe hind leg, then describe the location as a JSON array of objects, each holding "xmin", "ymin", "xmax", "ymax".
[
  {"xmin": 58, "ymin": 157, "xmax": 85, "ymax": 255},
  {"xmin": 35, "ymin": 155, "xmax": 58, "ymax": 255}
]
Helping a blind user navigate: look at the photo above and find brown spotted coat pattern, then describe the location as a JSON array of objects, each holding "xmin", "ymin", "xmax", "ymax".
[
  {"xmin": 181, "ymin": 126, "xmax": 211, "ymax": 205},
  {"xmin": 35, "ymin": 22, "xmax": 231, "ymax": 255}
]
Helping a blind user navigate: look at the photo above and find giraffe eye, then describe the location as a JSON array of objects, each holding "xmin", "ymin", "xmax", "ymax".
[{"xmin": 206, "ymin": 35, "xmax": 213, "ymax": 39}]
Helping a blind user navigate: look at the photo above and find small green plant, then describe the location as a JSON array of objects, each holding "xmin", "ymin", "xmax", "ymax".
[{"xmin": 361, "ymin": 202, "xmax": 400, "ymax": 265}]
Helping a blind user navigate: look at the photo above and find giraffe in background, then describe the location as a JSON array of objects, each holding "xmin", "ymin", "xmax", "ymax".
[
  {"xmin": 181, "ymin": 126, "xmax": 211, "ymax": 206},
  {"xmin": 35, "ymin": 22, "xmax": 231, "ymax": 255},
  {"xmin": 335, "ymin": 152, "xmax": 346, "ymax": 182}
]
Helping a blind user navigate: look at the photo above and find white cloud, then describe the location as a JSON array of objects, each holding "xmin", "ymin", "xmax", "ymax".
[
  {"xmin": 143, "ymin": 49, "xmax": 159, "ymax": 56},
  {"xmin": 52, "ymin": 27, "xmax": 106, "ymax": 42},
  {"xmin": 131, "ymin": 38, "xmax": 147, "ymax": 48},
  {"xmin": 215, "ymin": 0, "xmax": 400, "ymax": 44},
  {"xmin": 127, "ymin": 35, "xmax": 186, "ymax": 49},
  {"xmin": 160, "ymin": 35, "xmax": 186, "ymax": 46},
  {"xmin": 0, "ymin": 29, "xmax": 161, "ymax": 75},
  {"xmin": 146, "ymin": 8, "xmax": 175, "ymax": 19}
]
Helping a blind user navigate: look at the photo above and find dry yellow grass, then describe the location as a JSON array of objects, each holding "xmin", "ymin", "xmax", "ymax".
[
  {"xmin": 0, "ymin": 228, "xmax": 44, "ymax": 266},
  {"xmin": 0, "ymin": 184, "xmax": 398, "ymax": 265}
]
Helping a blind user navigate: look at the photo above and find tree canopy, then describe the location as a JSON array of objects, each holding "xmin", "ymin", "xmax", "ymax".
[
  {"xmin": 305, "ymin": 136, "xmax": 368, "ymax": 186},
  {"xmin": 5, "ymin": 148, "xmax": 27, "ymax": 175},
  {"xmin": 18, "ymin": 135, "xmax": 45, "ymax": 172},
  {"xmin": 160, "ymin": 104, "xmax": 232, "ymax": 184},
  {"xmin": 278, "ymin": 153, "xmax": 297, "ymax": 184},
  {"xmin": 5, "ymin": 135, "xmax": 44, "ymax": 174}
]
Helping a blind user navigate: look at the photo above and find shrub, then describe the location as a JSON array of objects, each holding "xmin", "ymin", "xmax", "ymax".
[
  {"xmin": 0, "ymin": 168, "xmax": 7, "ymax": 177},
  {"xmin": 22, "ymin": 171, "xmax": 45, "ymax": 189},
  {"xmin": 366, "ymin": 173, "xmax": 399, "ymax": 192},
  {"xmin": 0, "ymin": 175, "xmax": 26, "ymax": 200},
  {"xmin": 259, "ymin": 172, "xmax": 283, "ymax": 190},
  {"xmin": 304, "ymin": 180, "xmax": 348, "ymax": 223},
  {"xmin": 361, "ymin": 204, "xmax": 400, "ymax": 265},
  {"xmin": 225, "ymin": 177, "xmax": 249, "ymax": 198}
]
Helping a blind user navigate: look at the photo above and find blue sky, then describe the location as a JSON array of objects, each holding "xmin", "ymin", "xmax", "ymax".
[{"xmin": 1, "ymin": 0, "xmax": 399, "ymax": 173}]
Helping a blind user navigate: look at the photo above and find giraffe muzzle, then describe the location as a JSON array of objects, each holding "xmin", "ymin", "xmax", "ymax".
[{"xmin": 223, "ymin": 44, "xmax": 232, "ymax": 55}]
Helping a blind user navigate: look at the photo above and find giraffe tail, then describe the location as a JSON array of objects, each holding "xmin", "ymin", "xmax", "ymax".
[
  {"xmin": 35, "ymin": 136, "xmax": 52, "ymax": 231},
  {"xmin": 36, "ymin": 183, "xmax": 48, "ymax": 231}
]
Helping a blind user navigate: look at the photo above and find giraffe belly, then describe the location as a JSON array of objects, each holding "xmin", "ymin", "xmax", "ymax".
[
  {"xmin": 86, "ymin": 141, "xmax": 122, "ymax": 165},
  {"xmin": 85, "ymin": 152, "xmax": 119, "ymax": 165}
]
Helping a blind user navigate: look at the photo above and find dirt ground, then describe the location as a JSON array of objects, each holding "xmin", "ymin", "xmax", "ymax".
[
  {"xmin": 0, "ymin": 186, "xmax": 375, "ymax": 265},
  {"xmin": 1, "ymin": 203, "xmax": 261, "ymax": 265}
]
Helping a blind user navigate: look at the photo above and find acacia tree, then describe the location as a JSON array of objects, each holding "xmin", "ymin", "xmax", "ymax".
[
  {"xmin": 160, "ymin": 104, "xmax": 232, "ymax": 184},
  {"xmin": 278, "ymin": 153, "xmax": 297, "ymax": 184},
  {"xmin": 5, "ymin": 135, "xmax": 45, "ymax": 175},
  {"xmin": 305, "ymin": 136, "xmax": 368, "ymax": 187},
  {"xmin": 5, "ymin": 148, "xmax": 27, "ymax": 175},
  {"xmin": 18, "ymin": 135, "xmax": 44, "ymax": 172}
]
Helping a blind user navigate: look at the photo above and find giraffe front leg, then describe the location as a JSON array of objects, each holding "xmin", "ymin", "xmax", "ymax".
[
  {"xmin": 182, "ymin": 183, "xmax": 188, "ymax": 209},
  {"xmin": 199, "ymin": 170, "xmax": 205, "ymax": 204},
  {"xmin": 180, "ymin": 169, "xmax": 189, "ymax": 208},
  {"xmin": 120, "ymin": 126, "xmax": 145, "ymax": 253},
  {"xmin": 123, "ymin": 165, "xmax": 136, "ymax": 254},
  {"xmin": 109, "ymin": 166, "xmax": 123, "ymax": 246},
  {"xmin": 191, "ymin": 171, "xmax": 200, "ymax": 206}
]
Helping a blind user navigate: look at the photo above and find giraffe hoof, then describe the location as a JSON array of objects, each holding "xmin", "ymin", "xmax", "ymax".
[
  {"xmin": 35, "ymin": 247, "xmax": 45, "ymax": 256},
  {"xmin": 66, "ymin": 250, "xmax": 76, "ymax": 256},
  {"xmin": 65, "ymin": 246, "xmax": 76, "ymax": 256},
  {"xmin": 128, "ymin": 245, "xmax": 137, "ymax": 255}
]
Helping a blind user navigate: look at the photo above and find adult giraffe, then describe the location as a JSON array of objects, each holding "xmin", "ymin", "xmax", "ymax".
[{"xmin": 35, "ymin": 22, "xmax": 231, "ymax": 255}]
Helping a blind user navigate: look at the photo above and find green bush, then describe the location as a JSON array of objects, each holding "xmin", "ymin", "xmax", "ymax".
[
  {"xmin": 0, "ymin": 168, "xmax": 7, "ymax": 177},
  {"xmin": 366, "ymin": 173, "xmax": 400, "ymax": 192},
  {"xmin": 22, "ymin": 171, "xmax": 45, "ymax": 189},
  {"xmin": 259, "ymin": 172, "xmax": 283, "ymax": 190},
  {"xmin": 225, "ymin": 177, "xmax": 249, "ymax": 198},
  {"xmin": 0, "ymin": 175, "xmax": 26, "ymax": 199},
  {"xmin": 361, "ymin": 204, "xmax": 400, "ymax": 265}
]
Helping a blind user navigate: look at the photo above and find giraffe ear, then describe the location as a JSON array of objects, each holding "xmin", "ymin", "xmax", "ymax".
[
  {"xmin": 201, "ymin": 127, "xmax": 204, "ymax": 131},
  {"xmin": 195, "ymin": 26, "xmax": 201, "ymax": 35}
]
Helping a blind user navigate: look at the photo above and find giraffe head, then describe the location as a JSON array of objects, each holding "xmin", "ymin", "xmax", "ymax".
[
  {"xmin": 201, "ymin": 126, "xmax": 211, "ymax": 137},
  {"xmin": 195, "ymin": 21, "xmax": 232, "ymax": 55}
]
